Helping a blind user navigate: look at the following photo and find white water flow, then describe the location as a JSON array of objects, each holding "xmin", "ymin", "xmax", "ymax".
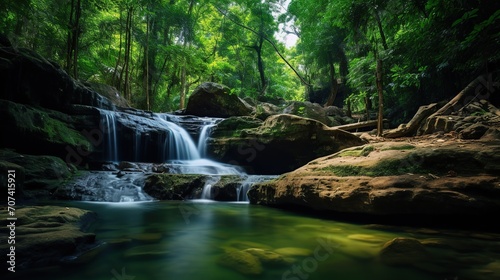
[
  {"xmin": 197, "ymin": 124, "xmax": 216, "ymax": 158},
  {"xmin": 200, "ymin": 176, "xmax": 222, "ymax": 200},
  {"xmin": 237, "ymin": 175, "xmax": 279, "ymax": 202},
  {"xmin": 156, "ymin": 114, "xmax": 200, "ymax": 161},
  {"xmin": 93, "ymin": 110, "xmax": 273, "ymax": 202},
  {"xmin": 99, "ymin": 109, "xmax": 119, "ymax": 162}
]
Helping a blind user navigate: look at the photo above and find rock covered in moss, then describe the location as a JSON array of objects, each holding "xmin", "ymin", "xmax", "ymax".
[
  {"xmin": 208, "ymin": 114, "xmax": 367, "ymax": 174},
  {"xmin": 143, "ymin": 174, "xmax": 246, "ymax": 201},
  {"xmin": 0, "ymin": 206, "xmax": 97, "ymax": 270},
  {"xmin": 185, "ymin": 82, "xmax": 252, "ymax": 118},
  {"xmin": 218, "ymin": 250, "xmax": 263, "ymax": 275},
  {"xmin": 0, "ymin": 100, "xmax": 93, "ymax": 159},
  {"xmin": 379, "ymin": 238, "xmax": 428, "ymax": 266},
  {"xmin": 0, "ymin": 46, "xmax": 117, "ymax": 110},
  {"xmin": 248, "ymin": 141, "xmax": 500, "ymax": 225},
  {"xmin": 0, "ymin": 149, "xmax": 75, "ymax": 199}
]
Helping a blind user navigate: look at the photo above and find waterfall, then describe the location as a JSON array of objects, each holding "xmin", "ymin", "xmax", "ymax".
[
  {"xmin": 99, "ymin": 109, "xmax": 119, "ymax": 162},
  {"xmin": 196, "ymin": 117, "xmax": 222, "ymax": 158},
  {"xmin": 237, "ymin": 175, "xmax": 278, "ymax": 202},
  {"xmin": 157, "ymin": 114, "xmax": 201, "ymax": 161},
  {"xmin": 198, "ymin": 124, "xmax": 215, "ymax": 158},
  {"xmin": 91, "ymin": 109, "xmax": 275, "ymax": 203},
  {"xmin": 200, "ymin": 176, "xmax": 221, "ymax": 200}
]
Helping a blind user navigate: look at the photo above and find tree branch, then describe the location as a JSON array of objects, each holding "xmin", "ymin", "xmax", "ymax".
[{"xmin": 214, "ymin": 6, "xmax": 310, "ymax": 86}]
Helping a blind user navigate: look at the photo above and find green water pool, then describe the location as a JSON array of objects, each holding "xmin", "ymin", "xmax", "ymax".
[{"xmin": 9, "ymin": 201, "xmax": 500, "ymax": 280}]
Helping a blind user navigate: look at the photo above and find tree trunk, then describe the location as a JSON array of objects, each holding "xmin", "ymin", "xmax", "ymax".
[
  {"xmin": 325, "ymin": 60, "xmax": 339, "ymax": 106},
  {"xmin": 373, "ymin": 9, "xmax": 388, "ymax": 51},
  {"xmin": 376, "ymin": 59, "xmax": 384, "ymax": 136},
  {"xmin": 113, "ymin": 8, "xmax": 123, "ymax": 90},
  {"xmin": 66, "ymin": 0, "xmax": 81, "ymax": 78},
  {"xmin": 256, "ymin": 37, "xmax": 267, "ymax": 96},
  {"xmin": 383, "ymin": 103, "xmax": 438, "ymax": 138},
  {"xmin": 427, "ymin": 76, "xmax": 483, "ymax": 118},
  {"xmin": 122, "ymin": 6, "xmax": 134, "ymax": 102},
  {"xmin": 144, "ymin": 14, "xmax": 150, "ymax": 111},
  {"xmin": 179, "ymin": 0, "xmax": 194, "ymax": 109},
  {"xmin": 334, "ymin": 119, "xmax": 387, "ymax": 131}
]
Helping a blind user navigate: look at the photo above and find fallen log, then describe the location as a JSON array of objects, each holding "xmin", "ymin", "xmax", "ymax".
[
  {"xmin": 334, "ymin": 119, "xmax": 387, "ymax": 131},
  {"xmin": 383, "ymin": 103, "xmax": 438, "ymax": 138}
]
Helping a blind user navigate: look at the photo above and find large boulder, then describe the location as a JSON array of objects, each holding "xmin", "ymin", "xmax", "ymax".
[
  {"xmin": 0, "ymin": 206, "xmax": 97, "ymax": 270},
  {"xmin": 0, "ymin": 149, "xmax": 75, "ymax": 200},
  {"xmin": 184, "ymin": 82, "xmax": 252, "ymax": 117},
  {"xmin": 207, "ymin": 114, "xmax": 367, "ymax": 174},
  {"xmin": 0, "ymin": 45, "xmax": 118, "ymax": 111},
  {"xmin": 248, "ymin": 140, "xmax": 500, "ymax": 227},
  {"xmin": 0, "ymin": 100, "xmax": 93, "ymax": 160}
]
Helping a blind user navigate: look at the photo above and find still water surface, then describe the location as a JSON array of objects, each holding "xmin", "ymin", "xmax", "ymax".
[{"xmin": 11, "ymin": 201, "xmax": 500, "ymax": 280}]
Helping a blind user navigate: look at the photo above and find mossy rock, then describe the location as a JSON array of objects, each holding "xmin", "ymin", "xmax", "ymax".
[
  {"xmin": 0, "ymin": 206, "xmax": 97, "ymax": 269},
  {"xmin": 0, "ymin": 149, "xmax": 77, "ymax": 199},
  {"xmin": 338, "ymin": 145, "xmax": 375, "ymax": 157},
  {"xmin": 243, "ymin": 248, "xmax": 292, "ymax": 266},
  {"xmin": 218, "ymin": 250, "xmax": 263, "ymax": 276},
  {"xmin": 379, "ymin": 237, "xmax": 429, "ymax": 266},
  {"xmin": 144, "ymin": 174, "xmax": 208, "ymax": 200},
  {"xmin": 0, "ymin": 100, "xmax": 93, "ymax": 158},
  {"xmin": 211, "ymin": 116, "xmax": 262, "ymax": 138}
]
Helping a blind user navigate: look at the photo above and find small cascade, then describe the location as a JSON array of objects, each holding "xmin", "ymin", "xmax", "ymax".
[
  {"xmin": 237, "ymin": 175, "xmax": 279, "ymax": 202},
  {"xmin": 200, "ymin": 176, "xmax": 221, "ymax": 200},
  {"xmin": 198, "ymin": 124, "xmax": 215, "ymax": 158},
  {"xmin": 99, "ymin": 109, "xmax": 119, "ymax": 162},
  {"xmin": 67, "ymin": 171, "xmax": 153, "ymax": 202},
  {"xmin": 134, "ymin": 130, "xmax": 142, "ymax": 162},
  {"xmin": 157, "ymin": 114, "xmax": 200, "ymax": 161},
  {"xmin": 197, "ymin": 118, "xmax": 222, "ymax": 158},
  {"xmin": 167, "ymin": 159, "xmax": 244, "ymax": 175}
]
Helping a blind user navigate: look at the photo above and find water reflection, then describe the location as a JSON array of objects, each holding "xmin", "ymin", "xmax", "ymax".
[{"xmin": 11, "ymin": 201, "xmax": 500, "ymax": 280}]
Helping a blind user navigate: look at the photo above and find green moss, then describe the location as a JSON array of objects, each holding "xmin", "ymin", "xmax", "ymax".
[
  {"xmin": 43, "ymin": 115, "xmax": 92, "ymax": 150},
  {"xmin": 320, "ymin": 158, "xmax": 429, "ymax": 177},
  {"xmin": 364, "ymin": 159, "xmax": 428, "ymax": 176},
  {"xmin": 338, "ymin": 145, "xmax": 374, "ymax": 157},
  {"xmin": 320, "ymin": 165, "xmax": 363, "ymax": 176},
  {"xmin": 211, "ymin": 117, "xmax": 262, "ymax": 138},
  {"xmin": 380, "ymin": 144, "xmax": 416, "ymax": 151},
  {"xmin": 2, "ymin": 100, "xmax": 92, "ymax": 151}
]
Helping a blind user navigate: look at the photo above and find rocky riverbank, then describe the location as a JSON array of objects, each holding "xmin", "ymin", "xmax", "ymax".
[{"xmin": 248, "ymin": 137, "xmax": 500, "ymax": 228}]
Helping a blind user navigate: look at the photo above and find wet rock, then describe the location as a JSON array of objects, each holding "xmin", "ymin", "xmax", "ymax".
[
  {"xmin": 0, "ymin": 100, "xmax": 93, "ymax": 160},
  {"xmin": 347, "ymin": 234, "xmax": 386, "ymax": 244},
  {"xmin": 243, "ymin": 248, "xmax": 292, "ymax": 266},
  {"xmin": 0, "ymin": 149, "xmax": 75, "ymax": 200},
  {"xmin": 379, "ymin": 238, "xmax": 428, "ymax": 266},
  {"xmin": 218, "ymin": 250, "xmax": 263, "ymax": 276},
  {"xmin": 0, "ymin": 206, "xmax": 97, "ymax": 270},
  {"xmin": 144, "ymin": 174, "xmax": 207, "ymax": 200},
  {"xmin": 274, "ymin": 247, "xmax": 312, "ymax": 257}
]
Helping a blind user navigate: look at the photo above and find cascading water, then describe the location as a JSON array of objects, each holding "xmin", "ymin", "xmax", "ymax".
[
  {"xmin": 200, "ymin": 176, "xmax": 222, "ymax": 200},
  {"xmin": 157, "ymin": 114, "xmax": 200, "ymax": 161},
  {"xmin": 237, "ymin": 175, "xmax": 278, "ymax": 202},
  {"xmin": 99, "ymin": 109, "xmax": 119, "ymax": 162},
  {"xmin": 90, "ymin": 109, "xmax": 275, "ymax": 203},
  {"xmin": 197, "ymin": 118, "xmax": 222, "ymax": 158}
]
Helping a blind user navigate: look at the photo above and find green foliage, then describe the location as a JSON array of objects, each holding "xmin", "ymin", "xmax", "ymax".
[{"xmin": 2, "ymin": 0, "xmax": 499, "ymax": 116}]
